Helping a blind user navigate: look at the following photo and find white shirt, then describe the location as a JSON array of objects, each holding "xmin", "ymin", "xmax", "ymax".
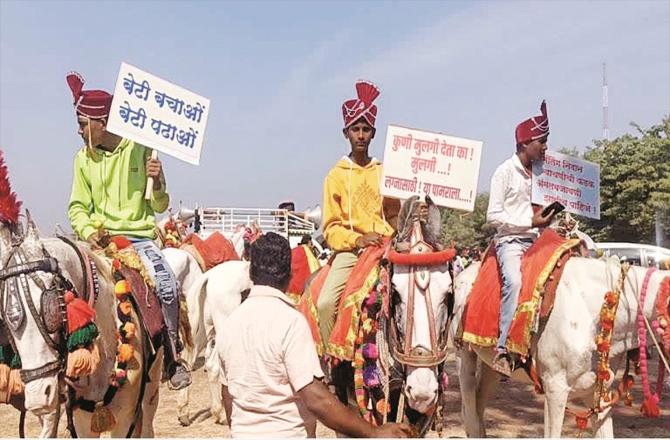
[
  {"xmin": 486, "ymin": 154, "xmax": 538, "ymax": 243},
  {"xmin": 219, "ymin": 285, "xmax": 324, "ymax": 438}
]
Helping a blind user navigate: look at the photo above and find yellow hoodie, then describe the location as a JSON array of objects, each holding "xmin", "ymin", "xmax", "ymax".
[{"xmin": 322, "ymin": 156, "xmax": 394, "ymax": 251}]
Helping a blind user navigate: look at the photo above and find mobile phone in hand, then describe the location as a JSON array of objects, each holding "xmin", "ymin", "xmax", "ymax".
[{"xmin": 542, "ymin": 201, "xmax": 565, "ymax": 217}]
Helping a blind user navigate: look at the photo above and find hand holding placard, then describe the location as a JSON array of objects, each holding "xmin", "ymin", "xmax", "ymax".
[{"xmin": 145, "ymin": 149, "xmax": 159, "ymax": 200}]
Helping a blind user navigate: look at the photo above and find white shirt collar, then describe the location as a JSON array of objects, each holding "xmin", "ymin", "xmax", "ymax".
[
  {"xmin": 511, "ymin": 153, "xmax": 531, "ymax": 177},
  {"xmin": 248, "ymin": 284, "xmax": 296, "ymax": 307}
]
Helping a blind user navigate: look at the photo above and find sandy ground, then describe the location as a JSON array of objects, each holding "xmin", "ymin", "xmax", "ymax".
[{"xmin": 1, "ymin": 355, "xmax": 667, "ymax": 438}]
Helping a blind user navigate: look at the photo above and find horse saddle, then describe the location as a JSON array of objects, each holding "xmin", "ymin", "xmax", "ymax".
[
  {"xmin": 117, "ymin": 265, "xmax": 165, "ymax": 339},
  {"xmin": 460, "ymin": 229, "xmax": 581, "ymax": 355},
  {"xmin": 181, "ymin": 231, "xmax": 239, "ymax": 271}
]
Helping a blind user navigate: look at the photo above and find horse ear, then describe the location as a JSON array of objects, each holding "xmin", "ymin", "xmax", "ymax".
[
  {"xmin": 22, "ymin": 209, "xmax": 43, "ymax": 258},
  {"xmin": 0, "ymin": 224, "xmax": 11, "ymax": 266}
]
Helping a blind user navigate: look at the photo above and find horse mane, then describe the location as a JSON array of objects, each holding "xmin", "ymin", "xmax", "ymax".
[
  {"xmin": 79, "ymin": 241, "xmax": 114, "ymax": 284},
  {"xmin": 396, "ymin": 195, "xmax": 442, "ymax": 249},
  {"xmin": 0, "ymin": 150, "xmax": 22, "ymax": 225}
]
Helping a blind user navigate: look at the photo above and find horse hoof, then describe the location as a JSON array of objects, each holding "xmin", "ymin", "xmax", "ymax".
[
  {"xmin": 178, "ymin": 415, "xmax": 191, "ymax": 427},
  {"xmin": 214, "ymin": 417, "xmax": 226, "ymax": 425}
]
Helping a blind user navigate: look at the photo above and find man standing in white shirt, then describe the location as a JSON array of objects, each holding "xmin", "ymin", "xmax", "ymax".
[
  {"xmin": 219, "ymin": 232, "xmax": 412, "ymax": 438},
  {"xmin": 486, "ymin": 101, "xmax": 558, "ymax": 376}
]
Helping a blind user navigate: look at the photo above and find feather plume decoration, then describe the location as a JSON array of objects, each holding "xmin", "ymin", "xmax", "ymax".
[{"xmin": 0, "ymin": 150, "xmax": 21, "ymax": 225}]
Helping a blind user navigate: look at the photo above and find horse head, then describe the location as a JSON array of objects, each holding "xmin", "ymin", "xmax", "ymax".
[
  {"xmin": 0, "ymin": 213, "xmax": 62, "ymax": 435},
  {"xmin": 389, "ymin": 196, "xmax": 453, "ymax": 415}
]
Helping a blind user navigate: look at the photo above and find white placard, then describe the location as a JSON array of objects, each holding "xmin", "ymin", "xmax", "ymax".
[
  {"xmin": 532, "ymin": 151, "xmax": 600, "ymax": 219},
  {"xmin": 380, "ymin": 124, "xmax": 483, "ymax": 211},
  {"xmin": 106, "ymin": 62, "xmax": 210, "ymax": 165}
]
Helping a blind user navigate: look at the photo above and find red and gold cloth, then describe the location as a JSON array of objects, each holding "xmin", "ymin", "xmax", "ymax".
[
  {"xmin": 184, "ymin": 231, "xmax": 239, "ymax": 270},
  {"xmin": 461, "ymin": 229, "xmax": 580, "ymax": 355},
  {"xmin": 288, "ymin": 244, "xmax": 320, "ymax": 299},
  {"xmin": 300, "ymin": 240, "xmax": 388, "ymax": 360}
]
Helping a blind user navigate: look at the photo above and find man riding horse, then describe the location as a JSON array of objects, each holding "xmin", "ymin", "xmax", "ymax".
[
  {"xmin": 486, "ymin": 100, "xmax": 559, "ymax": 376},
  {"xmin": 316, "ymin": 80, "xmax": 399, "ymax": 357},
  {"xmin": 65, "ymin": 71, "xmax": 191, "ymax": 390}
]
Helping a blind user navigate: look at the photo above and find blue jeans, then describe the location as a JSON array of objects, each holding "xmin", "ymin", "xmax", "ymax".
[
  {"xmin": 130, "ymin": 238, "xmax": 182, "ymax": 359},
  {"xmin": 495, "ymin": 238, "xmax": 533, "ymax": 351}
]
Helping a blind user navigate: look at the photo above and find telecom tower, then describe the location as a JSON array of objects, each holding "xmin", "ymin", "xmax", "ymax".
[{"xmin": 602, "ymin": 62, "xmax": 609, "ymax": 140}]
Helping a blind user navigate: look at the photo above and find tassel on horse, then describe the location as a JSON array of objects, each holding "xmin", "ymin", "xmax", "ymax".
[{"xmin": 64, "ymin": 290, "xmax": 100, "ymax": 378}]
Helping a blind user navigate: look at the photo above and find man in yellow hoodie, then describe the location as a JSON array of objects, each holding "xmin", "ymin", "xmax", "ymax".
[{"xmin": 318, "ymin": 80, "xmax": 398, "ymax": 348}]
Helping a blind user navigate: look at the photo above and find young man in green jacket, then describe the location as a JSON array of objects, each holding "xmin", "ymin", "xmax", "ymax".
[{"xmin": 66, "ymin": 71, "xmax": 191, "ymax": 390}]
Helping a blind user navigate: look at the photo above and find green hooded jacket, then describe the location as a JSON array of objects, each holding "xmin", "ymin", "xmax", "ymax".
[{"xmin": 68, "ymin": 139, "xmax": 169, "ymax": 240}]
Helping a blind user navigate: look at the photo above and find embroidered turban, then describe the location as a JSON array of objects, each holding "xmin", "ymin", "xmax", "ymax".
[
  {"xmin": 515, "ymin": 100, "xmax": 549, "ymax": 145},
  {"xmin": 66, "ymin": 71, "xmax": 113, "ymax": 120},
  {"xmin": 342, "ymin": 80, "xmax": 380, "ymax": 128}
]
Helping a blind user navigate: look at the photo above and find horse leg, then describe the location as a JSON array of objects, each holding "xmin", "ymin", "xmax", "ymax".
[
  {"xmin": 37, "ymin": 403, "xmax": 60, "ymax": 438},
  {"xmin": 205, "ymin": 342, "xmax": 225, "ymax": 424},
  {"xmin": 475, "ymin": 361, "xmax": 500, "ymax": 436},
  {"xmin": 176, "ymin": 387, "xmax": 191, "ymax": 426},
  {"xmin": 458, "ymin": 349, "xmax": 485, "ymax": 437},
  {"xmin": 138, "ymin": 348, "xmax": 163, "ymax": 437},
  {"xmin": 543, "ymin": 379, "xmax": 569, "ymax": 438},
  {"xmin": 591, "ymin": 406, "xmax": 613, "ymax": 438}
]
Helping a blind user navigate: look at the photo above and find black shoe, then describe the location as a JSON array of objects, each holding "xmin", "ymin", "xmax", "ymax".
[
  {"xmin": 492, "ymin": 352, "xmax": 513, "ymax": 377},
  {"xmin": 168, "ymin": 363, "xmax": 192, "ymax": 390}
]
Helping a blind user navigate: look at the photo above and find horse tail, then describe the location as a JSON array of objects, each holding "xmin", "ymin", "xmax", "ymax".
[{"xmin": 184, "ymin": 271, "xmax": 210, "ymax": 366}]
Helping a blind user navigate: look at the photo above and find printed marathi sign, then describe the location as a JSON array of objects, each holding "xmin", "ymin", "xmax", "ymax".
[
  {"xmin": 380, "ymin": 124, "xmax": 483, "ymax": 211},
  {"xmin": 532, "ymin": 151, "xmax": 600, "ymax": 219},
  {"xmin": 106, "ymin": 62, "xmax": 210, "ymax": 165}
]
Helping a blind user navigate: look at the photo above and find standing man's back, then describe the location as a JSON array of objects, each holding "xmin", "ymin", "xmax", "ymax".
[
  {"xmin": 218, "ymin": 233, "xmax": 411, "ymax": 438},
  {"xmin": 221, "ymin": 283, "xmax": 322, "ymax": 437}
]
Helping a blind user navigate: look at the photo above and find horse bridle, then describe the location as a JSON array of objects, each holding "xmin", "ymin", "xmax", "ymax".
[
  {"xmin": 0, "ymin": 234, "xmax": 93, "ymax": 384},
  {"xmin": 385, "ymin": 241, "xmax": 453, "ymax": 369}
]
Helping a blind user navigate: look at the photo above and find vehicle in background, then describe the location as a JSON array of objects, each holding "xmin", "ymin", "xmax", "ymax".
[{"xmin": 594, "ymin": 242, "xmax": 670, "ymax": 268}]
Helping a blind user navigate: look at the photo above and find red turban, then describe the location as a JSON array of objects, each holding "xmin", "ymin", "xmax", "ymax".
[
  {"xmin": 66, "ymin": 71, "xmax": 113, "ymax": 120},
  {"xmin": 342, "ymin": 80, "xmax": 380, "ymax": 128},
  {"xmin": 515, "ymin": 100, "xmax": 549, "ymax": 145}
]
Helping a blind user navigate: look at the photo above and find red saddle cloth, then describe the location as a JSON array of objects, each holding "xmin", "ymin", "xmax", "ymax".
[
  {"xmin": 287, "ymin": 245, "xmax": 320, "ymax": 302},
  {"xmin": 299, "ymin": 241, "xmax": 388, "ymax": 361},
  {"xmin": 183, "ymin": 231, "xmax": 239, "ymax": 270},
  {"xmin": 461, "ymin": 229, "xmax": 580, "ymax": 356}
]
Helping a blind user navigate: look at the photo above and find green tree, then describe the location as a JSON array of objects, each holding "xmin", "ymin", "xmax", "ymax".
[
  {"xmin": 579, "ymin": 118, "xmax": 670, "ymax": 247},
  {"xmin": 440, "ymin": 192, "xmax": 494, "ymax": 249}
]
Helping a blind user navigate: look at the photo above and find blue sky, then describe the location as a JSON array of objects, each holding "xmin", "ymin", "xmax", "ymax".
[{"xmin": 1, "ymin": 0, "xmax": 668, "ymax": 232}]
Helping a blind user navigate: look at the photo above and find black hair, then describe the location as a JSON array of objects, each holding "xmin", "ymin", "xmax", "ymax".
[{"xmin": 249, "ymin": 232, "xmax": 292, "ymax": 291}]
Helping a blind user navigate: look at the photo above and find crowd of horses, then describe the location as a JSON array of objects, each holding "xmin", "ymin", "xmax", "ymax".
[{"xmin": 0, "ymin": 201, "xmax": 668, "ymax": 438}]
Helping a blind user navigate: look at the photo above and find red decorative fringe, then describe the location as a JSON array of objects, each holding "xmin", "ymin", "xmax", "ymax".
[
  {"xmin": 65, "ymin": 291, "xmax": 97, "ymax": 334},
  {"xmin": 387, "ymin": 248, "xmax": 456, "ymax": 266},
  {"xmin": 0, "ymin": 151, "xmax": 21, "ymax": 225},
  {"xmin": 640, "ymin": 396, "xmax": 660, "ymax": 418}
]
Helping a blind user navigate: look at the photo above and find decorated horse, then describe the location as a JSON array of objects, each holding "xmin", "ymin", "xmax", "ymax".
[
  {"xmin": 451, "ymin": 229, "xmax": 670, "ymax": 437},
  {"xmin": 298, "ymin": 195, "xmax": 456, "ymax": 436},
  {"xmin": 174, "ymin": 228, "xmax": 324, "ymax": 425},
  {"xmin": 0, "ymin": 212, "xmax": 165, "ymax": 437},
  {"xmin": 0, "ymin": 152, "xmax": 193, "ymax": 436}
]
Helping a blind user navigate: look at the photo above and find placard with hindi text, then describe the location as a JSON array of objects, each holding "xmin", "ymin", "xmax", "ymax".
[
  {"xmin": 380, "ymin": 124, "xmax": 483, "ymax": 211},
  {"xmin": 532, "ymin": 150, "xmax": 600, "ymax": 219},
  {"xmin": 106, "ymin": 62, "xmax": 210, "ymax": 165}
]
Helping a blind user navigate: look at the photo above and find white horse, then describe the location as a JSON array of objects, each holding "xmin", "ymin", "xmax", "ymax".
[
  {"xmin": 451, "ymin": 256, "xmax": 669, "ymax": 437},
  {"xmin": 0, "ymin": 216, "xmax": 163, "ymax": 437},
  {"xmin": 183, "ymin": 260, "xmax": 251, "ymax": 425},
  {"xmin": 391, "ymin": 259, "xmax": 453, "ymax": 417},
  {"xmin": 159, "ymin": 223, "xmax": 247, "ymax": 426}
]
